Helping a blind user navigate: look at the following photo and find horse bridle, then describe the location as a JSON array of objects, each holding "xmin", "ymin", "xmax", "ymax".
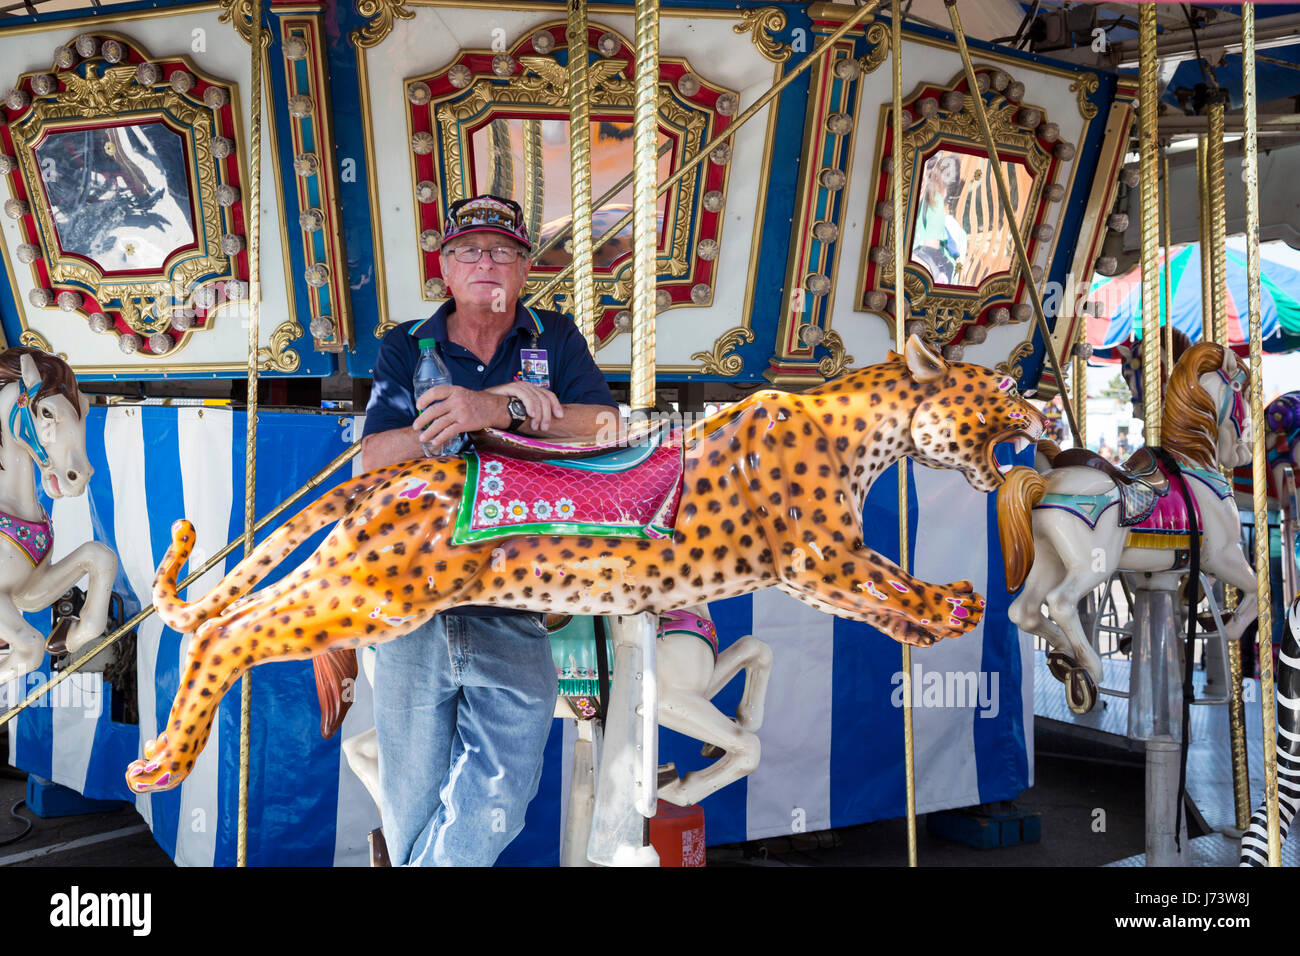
[
  {"xmin": 1215, "ymin": 366, "xmax": 1248, "ymax": 438},
  {"xmin": 8, "ymin": 378, "xmax": 51, "ymax": 468}
]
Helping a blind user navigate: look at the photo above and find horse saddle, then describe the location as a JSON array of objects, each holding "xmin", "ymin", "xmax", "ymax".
[
  {"xmin": 470, "ymin": 417, "xmax": 672, "ymax": 462},
  {"xmin": 1051, "ymin": 446, "xmax": 1169, "ymax": 527},
  {"xmin": 549, "ymin": 609, "xmax": 718, "ymax": 722},
  {"xmin": 450, "ymin": 424, "xmax": 684, "ymax": 544}
]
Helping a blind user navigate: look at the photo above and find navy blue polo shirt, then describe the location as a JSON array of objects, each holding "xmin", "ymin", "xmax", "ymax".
[
  {"xmin": 363, "ymin": 300, "xmax": 616, "ymax": 618},
  {"xmin": 364, "ymin": 300, "xmax": 615, "ymax": 438}
]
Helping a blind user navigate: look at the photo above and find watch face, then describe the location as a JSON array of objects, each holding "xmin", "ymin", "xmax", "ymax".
[{"xmin": 508, "ymin": 397, "xmax": 527, "ymax": 420}]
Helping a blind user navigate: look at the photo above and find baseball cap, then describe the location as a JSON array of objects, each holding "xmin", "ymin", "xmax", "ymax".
[{"xmin": 442, "ymin": 194, "xmax": 532, "ymax": 252}]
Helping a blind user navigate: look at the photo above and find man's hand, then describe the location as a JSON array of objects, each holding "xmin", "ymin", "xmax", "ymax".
[
  {"xmin": 485, "ymin": 381, "xmax": 564, "ymax": 433},
  {"xmin": 415, "ymin": 384, "xmax": 507, "ymax": 450}
]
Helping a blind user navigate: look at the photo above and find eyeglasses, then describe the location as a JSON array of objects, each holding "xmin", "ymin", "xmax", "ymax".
[{"xmin": 447, "ymin": 245, "xmax": 525, "ymax": 265}]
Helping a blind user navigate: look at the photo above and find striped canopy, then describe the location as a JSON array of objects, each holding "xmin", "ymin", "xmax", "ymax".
[{"xmin": 1087, "ymin": 238, "xmax": 1300, "ymax": 358}]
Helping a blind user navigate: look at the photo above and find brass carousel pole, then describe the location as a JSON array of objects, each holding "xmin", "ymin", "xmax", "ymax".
[
  {"xmin": 1138, "ymin": 4, "xmax": 1160, "ymax": 449},
  {"xmin": 1074, "ymin": 319, "xmax": 1087, "ymax": 448},
  {"xmin": 237, "ymin": 0, "xmax": 266, "ymax": 868},
  {"xmin": 889, "ymin": 0, "xmax": 917, "ymax": 868},
  {"xmin": 1207, "ymin": 95, "xmax": 1251, "ymax": 833},
  {"xmin": 944, "ymin": 0, "xmax": 1080, "ymax": 447},
  {"xmin": 630, "ymin": 0, "xmax": 658, "ymax": 411},
  {"xmin": 1242, "ymin": 1, "xmax": 1282, "ymax": 866},
  {"xmin": 1209, "ymin": 100, "xmax": 1229, "ymax": 347},
  {"xmin": 568, "ymin": 0, "xmax": 598, "ymax": 353},
  {"xmin": 1198, "ymin": 139, "xmax": 1212, "ymax": 344},
  {"xmin": 526, "ymin": 1, "xmax": 882, "ymax": 309}
]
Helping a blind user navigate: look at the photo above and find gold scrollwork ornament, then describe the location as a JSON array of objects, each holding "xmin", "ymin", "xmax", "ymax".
[
  {"xmin": 257, "ymin": 320, "xmax": 304, "ymax": 372},
  {"xmin": 351, "ymin": 0, "xmax": 416, "ymax": 50},
  {"xmin": 691, "ymin": 326, "xmax": 754, "ymax": 376},
  {"xmin": 1070, "ymin": 74, "xmax": 1099, "ymax": 120},
  {"xmin": 733, "ymin": 7, "xmax": 792, "ymax": 63},
  {"xmin": 995, "ymin": 338, "xmax": 1036, "ymax": 381},
  {"xmin": 861, "ymin": 22, "xmax": 890, "ymax": 75},
  {"xmin": 19, "ymin": 329, "xmax": 55, "ymax": 353},
  {"xmin": 217, "ymin": 0, "xmax": 272, "ymax": 47},
  {"xmin": 816, "ymin": 329, "xmax": 853, "ymax": 379}
]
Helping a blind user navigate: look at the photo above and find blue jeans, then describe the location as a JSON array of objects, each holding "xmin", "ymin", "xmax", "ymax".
[{"xmin": 372, "ymin": 612, "xmax": 556, "ymax": 866}]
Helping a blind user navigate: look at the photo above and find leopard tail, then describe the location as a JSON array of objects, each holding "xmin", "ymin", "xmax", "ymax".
[
  {"xmin": 996, "ymin": 465, "xmax": 1046, "ymax": 592},
  {"xmin": 151, "ymin": 466, "xmax": 404, "ymax": 634}
]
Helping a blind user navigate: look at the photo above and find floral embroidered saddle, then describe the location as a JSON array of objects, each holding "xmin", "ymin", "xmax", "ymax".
[
  {"xmin": 452, "ymin": 426, "xmax": 684, "ymax": 545},
  {"xmin": 0, "ymin": 509, "xmax": 52, "ymax": 566}
]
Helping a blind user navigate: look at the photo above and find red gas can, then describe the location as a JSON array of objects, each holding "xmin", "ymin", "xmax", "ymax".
[{"xmin": 649, "ymin": 799, "xmax": 706, "ymax": 867}]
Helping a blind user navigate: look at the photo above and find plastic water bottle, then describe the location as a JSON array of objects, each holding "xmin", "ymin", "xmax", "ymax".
[{"xmin": 413, "ymin": 337, "xmax": 466, "ymax": 456}]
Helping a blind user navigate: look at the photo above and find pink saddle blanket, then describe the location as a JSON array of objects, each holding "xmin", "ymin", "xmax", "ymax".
[
  {"xmin": 452, "ymin": 427, "xmax": 684, "ymax": 544},
  {"xmin": 1130, "ymin": 463, "xmax": 1231, "ymax": 538}
]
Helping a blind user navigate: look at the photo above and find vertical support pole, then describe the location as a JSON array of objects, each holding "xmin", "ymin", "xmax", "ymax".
[
  {"xmin": 1129, "ymin": 576, "xmax": 1188, "ymax": 865},
  {"xmin": 1138, "ymin": 4, "xmax": 1160, "ymax": 449},
  {"xmin": 585, "ymin": 0, "xmax": 661, "ymax": 867},
  {"xmin": 237, "ymin": 0, "xmax": 265, "ymax": 869},
  {"xmin": 561, "ymin": 720, "xmax": 598, "ymax": 868},
  {"xmin": 1203, "ymin": 92, "xmax": 1248, "ymax": 830},
  {"xmin": 521, "ymin": 119, "xmax": 544, "ymax": 241},
  {"xmin": 1242, "ymin": 1, "xmax": 1282, "ymax": 867},
  {"xmin": 1074, "ymin": 321, "xmax": 1087, "ymax": 448},
  {"xmin": 1198, "ymin": 138, "xmax": 1212, "ymax": 344},
  {"xmin": 890, "ymin": 0, "xmax": 917, "ymax": 869},
  {"xmin": 568, "ymin": 1, "xmax": 598, "ymax": 353},
  {"xmin": 587, "ymin": 613, "xmax": 659, "ymax": 866},
  {"xmin": 629, "ymin": 0, "xmax": 659, "ymax": 411},
  {"xmin": 1208, "ymin": 100, "xmax": 1228, "ymax": 347}
]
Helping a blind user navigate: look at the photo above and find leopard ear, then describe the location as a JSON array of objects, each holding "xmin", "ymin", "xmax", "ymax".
[
  {"xmin": 886, "ymin": 350, "xmax": 903, "ymax": 364},
  {"xmin": 904, "ymin": 333, "xmax": 948, "ymax": 384}
]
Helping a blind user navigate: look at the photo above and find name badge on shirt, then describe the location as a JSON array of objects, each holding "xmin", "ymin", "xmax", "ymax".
[{"xmin": 520, "ymin": 348, "xmax": 549, "ymax": 388}]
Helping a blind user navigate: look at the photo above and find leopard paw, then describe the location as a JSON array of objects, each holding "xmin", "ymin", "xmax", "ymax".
[
  {"xmin": 126, "ymin": 734, "xmax": 180, "ymax": 793},
  {"xmin": 940, "ymin": 585, "xmax": 985, "ymax": 634}
]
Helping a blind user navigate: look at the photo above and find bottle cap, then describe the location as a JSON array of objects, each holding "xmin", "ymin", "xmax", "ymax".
[{"xmin": 417, "ymin": 338, "xmax": 438, "ymax": 349}]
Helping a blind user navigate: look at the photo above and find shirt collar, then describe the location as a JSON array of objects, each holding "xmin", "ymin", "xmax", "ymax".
[{"xmin": 408, "ymin": 300, "xmax": 544, "ymax": 342}]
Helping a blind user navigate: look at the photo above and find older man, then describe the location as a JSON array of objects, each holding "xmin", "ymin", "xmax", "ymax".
[{"xmin": 361, "ymin": 195, "xmax": 618, "ymax": 866}]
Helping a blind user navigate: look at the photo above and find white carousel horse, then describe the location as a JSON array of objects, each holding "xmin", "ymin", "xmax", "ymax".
[
  {"xmin": 1240, "ymin": 594, "xmax": 1300, "ymax": 866},
  {"xmin": 1006, "ymin": 342, "xmax": 1257, "ymax": 714},
  {"xmin": 0, "ymin": 348, "xmax": 117, "ymax": 688},
  {"xmin": 339, "ymin": 606, "xmax": 772, "ymax": 862}
]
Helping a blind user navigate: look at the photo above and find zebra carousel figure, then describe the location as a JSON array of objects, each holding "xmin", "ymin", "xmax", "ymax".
[{"xmin": 1240, "ymin": 595, "xmax": 1300, "ymax": 865}]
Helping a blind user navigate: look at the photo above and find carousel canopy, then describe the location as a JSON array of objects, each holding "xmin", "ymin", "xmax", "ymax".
[{"xmin": 1086, "ymin": 237, "xmax": 1300, "ymax": 359}]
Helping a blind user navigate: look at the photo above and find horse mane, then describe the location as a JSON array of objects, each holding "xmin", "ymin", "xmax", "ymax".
[{"xmin": 1162, "ymin": 341, "xmax": 1245, "ymax": 470}]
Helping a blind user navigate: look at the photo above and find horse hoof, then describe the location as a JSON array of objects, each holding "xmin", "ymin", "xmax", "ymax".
[
  {"xmin": 700, "ymin": 743, "xmax": 725, "ymax": 759},
  {"xmin": 1066, "ymin": 667, "xmax": 1098, "ymax": 714},
  {"xmin": 45, "ymin": 617, "xmax": 74, "ymax": 657},
  {"xmin": 1046, "ymin": 650, "xmax": 1075, "ymax": 683}
]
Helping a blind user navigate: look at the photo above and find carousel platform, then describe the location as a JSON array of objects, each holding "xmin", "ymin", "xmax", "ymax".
[{"xmin": 1034, "ymin": 652, "xmax": 1279, "ymax": 861}]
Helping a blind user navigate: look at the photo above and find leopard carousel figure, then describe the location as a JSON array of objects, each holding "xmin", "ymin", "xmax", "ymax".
[{"xmin": 125, "ymin": 335, "xmax": 1043, "ymax": 794}]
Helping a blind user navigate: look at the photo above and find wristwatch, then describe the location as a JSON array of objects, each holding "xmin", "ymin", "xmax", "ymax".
[{"xmin": 505, "ymin": 397, "xmax": 528, "ymax": 432}]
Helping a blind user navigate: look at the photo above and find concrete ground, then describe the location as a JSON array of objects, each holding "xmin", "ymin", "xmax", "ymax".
[
  {"xmin": 708, "ymin": 751, "xmax": 1149, "ymax": 866},
  {"xmin": 0, "ymin": 738, "xmax": 1148, "ymax": 868}
]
